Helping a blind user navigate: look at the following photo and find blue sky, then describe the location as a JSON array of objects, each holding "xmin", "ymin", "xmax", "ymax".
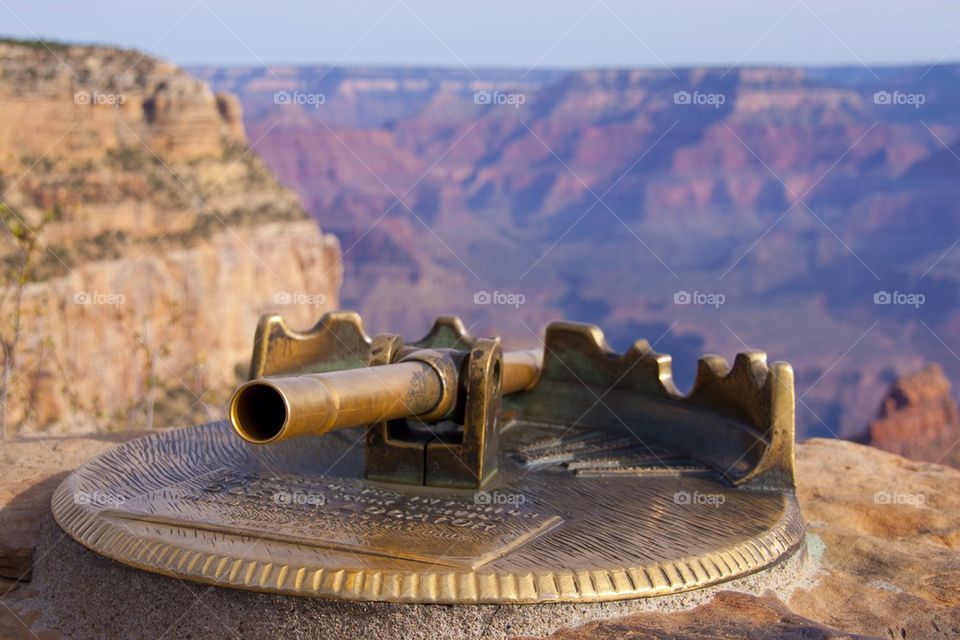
[{"xmin": 2, "ymin": 0, "xmax": 959, "ymax": 69}]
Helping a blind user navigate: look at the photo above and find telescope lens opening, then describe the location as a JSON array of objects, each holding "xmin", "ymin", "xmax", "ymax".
[{"xmin": 234, "ymin": 383, "xmax": 288, "ymax": 442}]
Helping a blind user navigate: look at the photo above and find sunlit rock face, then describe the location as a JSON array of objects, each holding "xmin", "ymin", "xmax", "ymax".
[
  {"xmin": 0, "ymin": 41, "xmax": 342, "ymax": 434},
  {"xmin": 869, "ymin": 363, "xmax": 960, "ymax": 467}
]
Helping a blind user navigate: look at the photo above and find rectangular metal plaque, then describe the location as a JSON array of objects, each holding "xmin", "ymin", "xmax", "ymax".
[{"xmin": 110, "ymin": 468, "xmax": 561, "ymax": 569}]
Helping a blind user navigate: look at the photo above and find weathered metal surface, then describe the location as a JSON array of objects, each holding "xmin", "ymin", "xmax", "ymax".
[
  {"xmin": 236, "ymin": 314, "xmax": 543, "ymax": 488},
  {"xmin": 52, "ymin": 420, "xmax": 804, "ymax": 603},
  {"xmin": 52, "ymin": 313, "xmax": 804, "ymax": 603}
]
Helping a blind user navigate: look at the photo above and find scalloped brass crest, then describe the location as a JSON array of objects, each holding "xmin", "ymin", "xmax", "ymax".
[
  {"xmin": 246, "ymin": 312, "xmax": 795, "ymax": 491},
  {"xmin": 248, "ymin": 312, "xmax": 475, "ymax": 378},
  {"xmin": 502, "ymin": 321, "xmax": 795, "ymax": 491}
]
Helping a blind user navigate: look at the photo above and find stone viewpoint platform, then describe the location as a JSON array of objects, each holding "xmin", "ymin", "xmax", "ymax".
[{"xmin": 1, "ymin": 435, "xmax": 958, "ymax": 639}]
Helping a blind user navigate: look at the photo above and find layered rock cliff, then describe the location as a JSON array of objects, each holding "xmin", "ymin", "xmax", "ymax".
[
  {"xmin": 868, "ymin": 364, "xmax": 960, "ymax": 468},
  {"xmin": 0, "ymin": 40, "xmax": 342, "ymax": 434}
]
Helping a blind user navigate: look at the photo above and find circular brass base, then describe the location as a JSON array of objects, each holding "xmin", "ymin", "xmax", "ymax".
[{"xmin": 53, "ymin": 420, "xmax": 804, "ymax": 604}]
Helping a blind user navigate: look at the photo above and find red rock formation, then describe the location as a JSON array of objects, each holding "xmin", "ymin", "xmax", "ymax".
[{"xmin": 869, "ymin": 364, "xmax": 960, "ymax": 466}]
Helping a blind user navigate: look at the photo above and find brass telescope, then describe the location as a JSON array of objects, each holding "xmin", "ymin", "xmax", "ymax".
[
  {"xmin": 56, "ymin": 310, "xmax": 804, "ymax": 603},
  {"xmin": 230, "ymin": 348, "xmax": 542, "ymax": 445}
]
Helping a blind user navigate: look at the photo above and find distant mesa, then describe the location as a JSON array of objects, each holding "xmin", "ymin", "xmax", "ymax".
[{"xmin": 868, "ymin": 363, "xmax": 960, "ymax": 468}]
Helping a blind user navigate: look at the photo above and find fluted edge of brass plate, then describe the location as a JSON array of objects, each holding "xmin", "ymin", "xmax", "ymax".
[{"xmin": 51, "ymin": 424, "xmax": 806, "ymax": 604}]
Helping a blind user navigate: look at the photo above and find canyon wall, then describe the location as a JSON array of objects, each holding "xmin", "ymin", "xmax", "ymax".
[
  {"xmin": 0, "ymin": 40, "xmax": 341, "ymax": 434},
  {"xmin": 195, "ymin": 63, "xmax": 960, "ymax": 440}
]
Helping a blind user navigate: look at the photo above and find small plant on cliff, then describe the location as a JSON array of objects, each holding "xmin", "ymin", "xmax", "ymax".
[
  {"xmin": 0, "ymin": 203, "xmax": 54, "ymax": 438},
  {"xmin": 0, "ymin": 37, "xmax": 71, "ymax": 52},
  {"xmin": 106, "ymin": 147, "xmax": 148, "ymax": 172},
  {"xmin": 220, "ymin": 139, "xmax": 248, "ymax": 162}
]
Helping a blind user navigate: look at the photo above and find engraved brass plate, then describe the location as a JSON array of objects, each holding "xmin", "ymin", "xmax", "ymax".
[
  {"xmin": 111, "ymin": 470, "xmax": 561, "ymax": 569},
  {"xmin": 53, "ymin": 419, "xmax": 805, "ymax": 604}
]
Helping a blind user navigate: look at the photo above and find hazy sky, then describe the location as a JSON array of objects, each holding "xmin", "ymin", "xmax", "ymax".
[{"xmin": 2, "ymin": 0, "xmax": 959, "ymax": 69}]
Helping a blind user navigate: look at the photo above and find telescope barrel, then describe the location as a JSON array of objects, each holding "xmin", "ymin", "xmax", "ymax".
[
  {"xmin": 230, "ymin": 348, "xmax": 542, "ymax": 445},
  {"xmin": 502, "ymin": 348, "xmax": 541, "ymax": 395}
]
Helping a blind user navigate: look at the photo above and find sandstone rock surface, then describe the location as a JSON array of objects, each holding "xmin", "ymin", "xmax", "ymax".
[
  {"xmin": 0, "ymin": 436, "xmax": 957, "ymax": 639},
  {"xmin": 523, "ymin": 592, "xmax": 871, "ymax": 639},
  {"xmin": 0, "ymin": 432, "xmax": 146, "ymax": 581}
]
